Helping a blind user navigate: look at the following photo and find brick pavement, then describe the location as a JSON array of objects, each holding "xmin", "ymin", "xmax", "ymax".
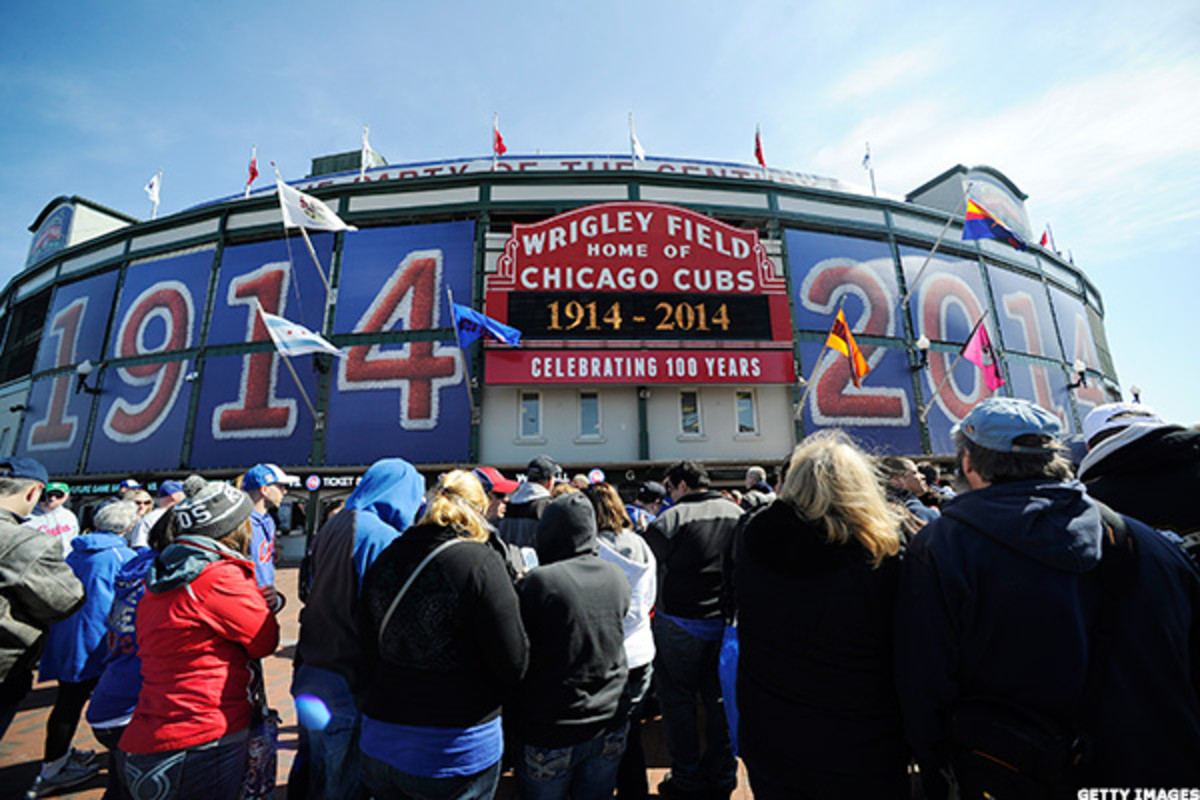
[{"xmin": 0, "ymin": 565, "xmax": 751, "ymax": 799}]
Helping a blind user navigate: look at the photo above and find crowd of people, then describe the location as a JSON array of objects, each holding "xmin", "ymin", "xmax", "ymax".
[{"xmin": 0, "ymin": 397, "xmax": 1197, "ymax": 799}]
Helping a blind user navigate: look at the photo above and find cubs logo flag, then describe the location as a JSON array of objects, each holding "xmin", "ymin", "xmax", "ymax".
[
  {"xmin": 825, "ymin": 308, "xmax": 870, "ymax": 387},
  {"xmin": 277, "ymin": 178, "xmax": 358, "ymax": 232},
  {"xmin": 452, "ymin": 302, "xmax": 522, "ymax": 348},
  {"xmin": 963, "ymin": 199, "xmax": 1026, "ymax": 250},
  {"xmin": 257, "ymin": 305, "xmax": 343, "ymax": 358},
  {"xmin": 961, "ymin": 318, "xmax": 1005, "ymax": 391}
]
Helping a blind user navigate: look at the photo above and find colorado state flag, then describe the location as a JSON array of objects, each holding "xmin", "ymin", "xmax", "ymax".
[{"xmin": 963, "ymin": 199, "xmax": 1026, "ymax": 250}]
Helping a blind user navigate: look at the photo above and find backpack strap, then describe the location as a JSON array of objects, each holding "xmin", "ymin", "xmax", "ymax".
[{"xmin": 377, "ymin": 537, "xmax": 464, "ymax": 647}]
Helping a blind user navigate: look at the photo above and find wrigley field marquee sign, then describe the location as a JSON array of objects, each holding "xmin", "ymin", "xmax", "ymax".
[{"xmin": 484, "ymin": 202, "xmax": 795, "ymax": 385}]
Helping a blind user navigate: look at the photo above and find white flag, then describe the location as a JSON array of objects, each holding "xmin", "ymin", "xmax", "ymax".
[
  {"xmin": 277, "ymin": 178, "xmax": 357, "ymax": 232},
  {"xmin": 360, "ymin": 126, "xmax": 386, "ymax": 178},
  {"xmin": 258, "ymin": 305, "xmax": 342, "ymax": 358},
  {"xmin": 629, "ymin": 113, "xmax": 646, "ymax": 161},
  {"xmin": 144, "ymin": 171, "xmax": 161, "ymax": 205}
]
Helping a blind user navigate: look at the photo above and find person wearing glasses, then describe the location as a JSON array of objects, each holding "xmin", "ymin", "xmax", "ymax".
[{"xmin": 28, "ymin": 482, "xmax": 80, "ymax": 559}]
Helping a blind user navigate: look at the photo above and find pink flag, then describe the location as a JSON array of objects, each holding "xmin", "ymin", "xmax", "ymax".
[{"xmin": 961, "ymin": 319, "xmax": 1005, "ymax": 392}]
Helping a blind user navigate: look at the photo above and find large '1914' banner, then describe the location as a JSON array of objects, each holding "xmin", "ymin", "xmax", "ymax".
[{"xmin": 484, "ymin": 202, "xmax": 795, "ymax": 384}]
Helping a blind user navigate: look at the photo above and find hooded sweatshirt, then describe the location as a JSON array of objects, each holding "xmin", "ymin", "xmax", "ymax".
[
  {"xmin": 496, "ymin": 480, "xmax": 552, "ymax": 550},
  {"xmin": 295, "ymin": 458, "xmax": 425, "ymax": 693},
  {"xmin": 1079, "ymin": 423, "xmax": 1200, "ymax": 534},
  {"xmin": 39, "ymin": 531, "xmax": 135, "ymax": 683},
  {"xmin": 597, "ymin": 528, "xmax": 656, "ymax": 669},
  {"xmin": 896, "ymin": 478, "xmax": 1200, "ymax": 787},
  {"xmin": 510, "ymin": 493, "xmax": 630, "ymax": 747},
  {"xmin": 120, "ymin": 535, "xmax": 279, "ymax": 754},
  {"xmin": 86, "ymin": 547, "xmax": 157, "ymax": 728}
]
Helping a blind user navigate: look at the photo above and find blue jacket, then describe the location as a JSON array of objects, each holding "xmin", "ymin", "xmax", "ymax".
[
  {"xmin": 250, "ymin": 510, "xmax": 276, "ymax": 588},
  {"xmin": 294, "ymin": 458, "xmax": 426, "ymax": 693},
  {"xmin": 85, "ymin": 547, "xmax": 156, "ymax": 726},
  {"xmin": 40, "ymin": 532, "xmax": 136, "ymax": 683},
  {"xmin": 896, "ymin": 479, "xmax": 1200, "ymax": 789}
]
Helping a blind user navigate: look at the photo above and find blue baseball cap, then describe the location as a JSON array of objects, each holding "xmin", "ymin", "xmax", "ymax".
[
  {"xmin": 0, "ymin": 457, "xmax": 49, "ymax": 485},
  {"xmin": 954, "ymin": 398, "xmax": 1062, "ymax": 453},
  {"xmin": 242, "ymin": 463, "xmax": 298, "ymax": 492},
  {"xmin": 157, "ymin": 480, "xmax": 185, "ymax": 498}
]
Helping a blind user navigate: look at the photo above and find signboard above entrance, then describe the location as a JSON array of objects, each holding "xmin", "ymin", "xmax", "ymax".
[{"xmin": 484, "ymin": 202, "xmax": 795, "ymax": 385}]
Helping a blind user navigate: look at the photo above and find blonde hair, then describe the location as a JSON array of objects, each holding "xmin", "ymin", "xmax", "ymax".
[
  {"xmin": 551, "ymin": 482, "xmax": 578, "ymax": 498},
  {"xmin": 779, "ymin": 430, "xmax": 901, "ymax": 568},
  {"xmin": 418, "ymin": 469, "xmax": 490, "ymax": 543}
]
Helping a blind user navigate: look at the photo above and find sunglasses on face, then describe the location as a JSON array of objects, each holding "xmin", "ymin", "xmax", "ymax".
[
  {"xmin": 46, "ymin": 491, "xmax": 65, "ymax": 500},
  {"xmin": 136, "ymin": 500, "xmax": 153, "ymax": 507}
]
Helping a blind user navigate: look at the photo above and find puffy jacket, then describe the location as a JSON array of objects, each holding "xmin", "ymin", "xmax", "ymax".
[
  {"xmin": 0, "ymin": 509, "xmax": 85, "ymax": 681},
  {"xmin": 40, "ymin": 532, "xmax": 135, "ymax": 683},
  {"xmin": 120, "ymin": 535, "xmax": 279, "ymax": 754}
]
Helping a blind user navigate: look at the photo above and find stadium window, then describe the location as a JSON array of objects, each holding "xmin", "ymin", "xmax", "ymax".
[
  {"xmin": 735, "ymin": 389, "xmax": 758, "ymax": 435},
  {"xmin": 679, "ymin": 390, "xmax": 702, "ymax": 436},
  {"xmin": 579, "ymin": 391, "xmax": 601, "ymax": 438},
  {"xmin": 519, "ymin": 391, "xmax": 541, "ymax": 439}
]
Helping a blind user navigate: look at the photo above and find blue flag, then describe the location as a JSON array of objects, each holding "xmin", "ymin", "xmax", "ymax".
[{"xmin": 452, "ymin": 302, "xmax": 522, "ymax": 347}]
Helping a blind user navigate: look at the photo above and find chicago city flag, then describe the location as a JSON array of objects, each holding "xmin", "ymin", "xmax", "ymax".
[{"xmin": 257, "ymin": 305, "xmax": 342, "ymax": 358}]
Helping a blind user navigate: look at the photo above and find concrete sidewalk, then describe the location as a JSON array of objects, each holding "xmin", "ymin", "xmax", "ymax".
[{"xmin": 0, "ymin": 565, "xmax": 750, "ymax": 799}]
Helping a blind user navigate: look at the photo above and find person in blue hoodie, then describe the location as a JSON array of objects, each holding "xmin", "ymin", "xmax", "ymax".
[
  {"xmin": 86, "ymin": 501, "xmax": 178, "ymax": 800},
  {"xmin": 29, "ymin": 500, "xmax": 138, "ymax": 799},
  {"xmin": 290, "ymin": 458, "xmax": 427, "ymax": 800},
  {"xmin": 895, "ymin": 398, "xmax": 1200, "ymax": 797}
]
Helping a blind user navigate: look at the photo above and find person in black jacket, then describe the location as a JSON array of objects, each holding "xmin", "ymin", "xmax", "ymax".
[
  {"xmin": 896, "ymin": 398, "xmax": 1200, "ymax": 797},
  {"xmin": 508, "ymin": 492, "xmax": 630, "ymax": 800},
  {"xmin": 736, "ymin": 431, "xmax": 908, "ymax": 799},
  {"xmin": 644, "ymin": 460, "xmax": 743, "ymax": 800},
  {"xmin": 358, "ymin": 470, "xmax": 529, "ymax": 800}
]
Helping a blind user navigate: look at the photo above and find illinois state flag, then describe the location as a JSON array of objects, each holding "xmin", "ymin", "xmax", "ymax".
[
  {"xmin": 961, "ymin": 319, "xmax": 1005, "ymax": 391},
  {"xmin": 963, "ymin": 199, "xmax": 1026, "ymax": 250},
  {"xmin": 277, "ymin": 178, "xmax": 358, "ymax": 232},
  {"xmin": 258, "ymin": 306, "xmax": 342, "ymax": 358},
  {"xmin": 453, "ymin": 303, "xmax": 522, "ymax": 347},
  {"xmin": 825, "ymin": 308, "xmax": 870, "ymax": 387}
]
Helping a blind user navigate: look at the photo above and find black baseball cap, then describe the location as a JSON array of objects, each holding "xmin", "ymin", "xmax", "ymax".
[{"xmin": 526, "ymin": 455, "xmax": 560, "ymax": 483}]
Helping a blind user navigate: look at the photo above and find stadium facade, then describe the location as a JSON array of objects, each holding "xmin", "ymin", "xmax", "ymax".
[{"xmin": 0, "ymin": 153, "xmax": 1120, "ymax": 498}]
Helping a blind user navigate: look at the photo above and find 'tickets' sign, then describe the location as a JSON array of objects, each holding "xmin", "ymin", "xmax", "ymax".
[{"xmin": 484, "ymin": 202, "xmax": 795, "ymax": 385}]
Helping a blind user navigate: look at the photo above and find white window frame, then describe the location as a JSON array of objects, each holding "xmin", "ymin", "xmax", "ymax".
[
  {"xmin": 577, "ymin": 390, "xmax": 603, "ymax": 442},
  {"xmin": 678, "ymin": 389, "xmax": 705, "ymax": 439},
  {"xmin": 734, "ymin": 388, "xmax": 760, "ymax": 437},
  {"xmin": 517, "ymin": 390, "xmax": 543, "ymax": 441}
]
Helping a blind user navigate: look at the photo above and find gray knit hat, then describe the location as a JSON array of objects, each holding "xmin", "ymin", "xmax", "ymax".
[{"xmin": 172, "ymin": 474, "xmax": 253, "ymax": 539}]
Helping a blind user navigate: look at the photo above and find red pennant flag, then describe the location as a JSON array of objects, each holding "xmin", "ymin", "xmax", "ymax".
[
  {"xmin": 825, "ymin": 308, "xmax": 870, "ymax": 387},
  {"xmin": 754, "ymin": 126, "xmax": 765, "ymax": 168},
  {"xmin": 1039, "ymin": 229, "xmax": 1049, "ymax": 248},
  {"xmin": 247, "ymin": 151, "xmax": 259, "ymax": 187},
  {"xmin": 493, "ymin": 115, "xmax": 507, "ymax": 157}
]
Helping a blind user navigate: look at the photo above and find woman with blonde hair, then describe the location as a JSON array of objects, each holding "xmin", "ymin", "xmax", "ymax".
[
  {"xmin": 358, "ymin": 469, "xmax": 528, "ymax": 799},
  {"xmin": 733, "ymin": 430, "xmax": 909, "ymax": 799}
]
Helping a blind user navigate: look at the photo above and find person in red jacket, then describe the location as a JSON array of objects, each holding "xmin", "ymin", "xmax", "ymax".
[{"xmin": 119, "ymin": 475, "xmax": 280, "ymax": 799}]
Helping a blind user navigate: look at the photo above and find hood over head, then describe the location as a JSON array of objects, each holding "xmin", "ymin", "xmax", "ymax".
[
  {"xmin": 536, "ymin": 492, "xmax": 599, "ymax": 564},
  {"xmin": 69, "ymin": 531, "xmax": 132, "ymax": 554},
  {"xmin": 942, "ymin": 479, "xmax": 1102, "ymax": 573},
  {"xmin": 510, "ymin": 480, "xmax": 551, "ymax": 506},
  {"xmin": 345, "ymin": 458, "xmax": 426, "ymax": 532}
]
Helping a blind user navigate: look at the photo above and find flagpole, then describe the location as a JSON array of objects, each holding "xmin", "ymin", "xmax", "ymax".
[
  {"xmin": 1047, "ymin": 222, "xmax": 1057, "ymax": 253},
  {"xmin": 255, "ymin": 302, "xmax": 323, "ymax": 428},
  {"xmin": 918, "ymin": 312, "xmax": 987, "ymax": 420},
  {"xmin": 629, "ymin": 112, "xmax": 636, "ymax": 170},
  {"xmin": 150, "ymin": 169, "xmax": 161, "ymax": 220},
  {"xmin": 864, "ymin": 142, "xmax": 877, "ymax": 197},
  {"xmin": 795, "ymin": 295, "xmax": 849, "ymax": 419},
  {"xmin": 899, "ymin": 188, "xmax": 968, "ymax": 309},
  {"xmin": 492, "ymin": 113, "xmax": 499, "ymax": 171}
]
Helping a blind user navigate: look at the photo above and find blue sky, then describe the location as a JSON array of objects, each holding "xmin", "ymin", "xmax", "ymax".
[{"xmin": 2, "ymin": 0, "xmax": 1197, "ymax": 424}]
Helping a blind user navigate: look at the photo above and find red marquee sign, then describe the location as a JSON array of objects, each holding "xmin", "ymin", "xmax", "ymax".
[{"xmin": 484, "ymin": 202, "xmax": 794, "ymax": 385}]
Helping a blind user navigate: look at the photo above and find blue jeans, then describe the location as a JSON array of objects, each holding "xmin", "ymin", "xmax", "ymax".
[
  {"xmin": 290, "ymin": 664, "xmax": 365, "ymax": 800},
  {"xmin": 361, "ymin": 755, "xmax": 500, "ymax": 800},
  {"xmin": 514, "ymin": 723, "xmax": 628, "ymax": 800},
  {"xmin": 122, "ymin": 733, "xmax": 248, "ymax": 800},
  {"xmin": 652, "ymin": 615, "xmax": 736, "ymax": 792}
]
